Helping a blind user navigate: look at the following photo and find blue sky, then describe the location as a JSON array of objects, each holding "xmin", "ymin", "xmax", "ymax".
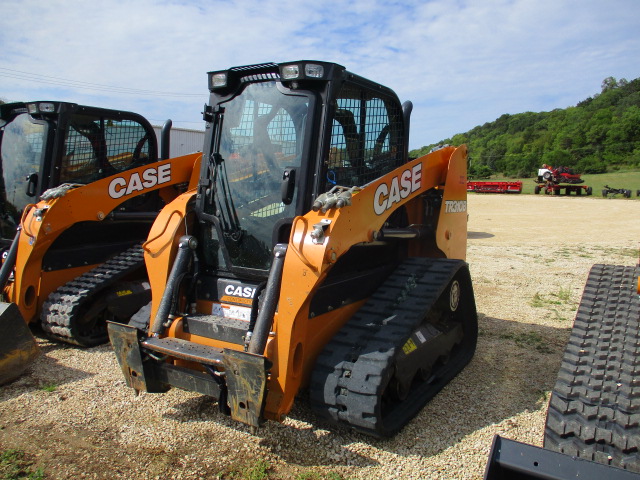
[{"xmin": 1, "ymin": 0, "xmax": 639, "ymax": 150}]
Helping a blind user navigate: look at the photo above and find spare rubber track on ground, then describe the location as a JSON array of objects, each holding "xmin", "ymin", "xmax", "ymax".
[
  {"xmin": 40, "ymin": 244, "xmax": 145, "ymax": 346},
  {"xmin": 310, "ymin": 257, "xmax": 477, "ymax": 438},
  {"xmin": 544, "ymin": 264, "xmax": 640, "ymax": 472}
]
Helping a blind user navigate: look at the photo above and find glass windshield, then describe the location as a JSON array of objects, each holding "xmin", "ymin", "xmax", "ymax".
[
  {"xmin": 0, "ymin": 113, "xmax": 46, "ymax": 237},
  {"xmin": 208, "ymin": 81, "xmax": 309, "ymax": 270}
]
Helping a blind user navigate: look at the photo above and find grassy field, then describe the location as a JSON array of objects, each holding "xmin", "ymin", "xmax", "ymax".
[{"xmin": 485, "ymin": 170, "xmax": 640, "ymax": 197}]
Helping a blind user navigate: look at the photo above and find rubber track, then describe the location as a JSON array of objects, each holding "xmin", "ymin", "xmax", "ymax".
[
  {"xmin": 544, "ymin": 264, "xmax": 640, "ymax": 471},
  {"xmin": 40, "ymin": 244, "xmax": 145, "ymax": 346},
  {"xmin": 309, "ymin": 257, "xmax": 474, "ymax": 437}
]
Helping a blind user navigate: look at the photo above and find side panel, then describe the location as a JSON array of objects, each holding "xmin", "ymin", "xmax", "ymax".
[{"xmin": 8, "ymin": 153, "xmax": 201, "ymax": 324}]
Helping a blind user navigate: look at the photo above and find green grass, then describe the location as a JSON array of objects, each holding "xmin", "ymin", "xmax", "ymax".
[
  {"xmin": 551, "ymin": 287, "xmax": 572, "ymax": 302},
  {"xmin": 530, "ymin": 287, "xmax": 571, "ymax": 308},
  {"xmin": 598, "ymin": 247, "xmax": 639, "ymax": 258},
  {"xmin": 486, "ymin": 170, "xmax": 640, "ymax": 197},
  {"xmin": 294, "ymin": 473, "xmax": 346, "ymax": 480},
  {"xmin": 500, "ymin": 331, "xmax": 551, "ymax": 353},
  {"xmin": 229, "ymin": 460, "xmax": 270, "ymax": 480},
  {"xmin": 0, "ymin": 449, "xmax": 45, "ymax": 480},
  {"xmin": 295, "ymin": 475, "xmax": 321, "ymax": 480},
  {"xmin": 39, "ymin": 384, "xmax": 57, "ymax": 392}
]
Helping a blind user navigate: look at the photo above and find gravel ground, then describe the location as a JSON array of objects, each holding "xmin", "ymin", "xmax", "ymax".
[{"xmin": 1, "ymin": 194, "xmax": 639, "ymax": 480}]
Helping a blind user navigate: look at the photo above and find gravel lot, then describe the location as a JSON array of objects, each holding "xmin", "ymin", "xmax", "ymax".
[{"xmin": 1, "ymin": 194, "xmax": 639, "ymax": 480}]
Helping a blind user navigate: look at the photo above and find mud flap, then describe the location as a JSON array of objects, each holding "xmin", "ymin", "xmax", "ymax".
[
  {"xmin": 0, "ymin": 302, "xmax": 39, "ymax": 385},
  {"xmin": 222, "ymin": 349, "xmax": 268, "ymax": 428}
]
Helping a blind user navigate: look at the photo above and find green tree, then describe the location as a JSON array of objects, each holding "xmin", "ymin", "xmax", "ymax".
[{"xmin": 408, "ymin": 76, "xmax": 640, "ymax": 175}]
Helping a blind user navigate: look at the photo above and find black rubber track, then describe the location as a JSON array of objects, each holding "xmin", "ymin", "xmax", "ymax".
[
  {"xmin": 544, "ymin": 264, "xmax": 640, "ymax": 472},
  {"xmin": 40, "ymin": 244, "xmax": 145, "ymax": 347},
  {"xmin": 309, "ymin": 257, "xmax": 477, "ymax": 438}
]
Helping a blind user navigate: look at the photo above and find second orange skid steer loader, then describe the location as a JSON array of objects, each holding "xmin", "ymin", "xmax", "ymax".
[
  {"xmin": 0, "ymin": 101, "xmax": 200, "ymax": 384},
  {"xmin": 109, "ymin": 61, "xmax": 477, "ymax": 437}
]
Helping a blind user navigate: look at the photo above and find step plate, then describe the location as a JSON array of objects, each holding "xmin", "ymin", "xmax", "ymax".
[
  {"xmin": 142, "ymin": 336, "xmax": 224, "ymax": 366},
  {"xmin": 183, "ymin": 315, "xmax": 248, "ymax": 345}
]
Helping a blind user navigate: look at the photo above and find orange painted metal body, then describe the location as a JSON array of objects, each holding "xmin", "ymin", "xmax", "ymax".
[
  {"xmin": 5, "ymin": 153, "xmax": 201, "ymax": 325},
  {"xmin": 143, "ymin": 145, "xmax": 468, "ymax": 421}
]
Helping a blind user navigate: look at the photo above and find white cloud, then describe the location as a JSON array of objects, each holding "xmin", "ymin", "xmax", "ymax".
[{"xmin": 1, "ymin": 0, "xmax": 639, "ymax": 148}]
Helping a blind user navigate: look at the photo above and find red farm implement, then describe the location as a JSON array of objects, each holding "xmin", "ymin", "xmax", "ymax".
[
  {"xmin": 534, "ymin": 164, "xmax": 592, "ymax": 196},
  {"xmin": 467, "ymin": 181, "xmax": 522, "ymax": 194},
  {"xmin": 534, "ymin": 183, "xmax": 593, "ymax": 196}
]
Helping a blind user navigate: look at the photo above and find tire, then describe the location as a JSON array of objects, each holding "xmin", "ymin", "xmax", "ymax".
[
  {"xmin": 624, "ymin": 190, "xmax": 631, "ymax": 198},
  {"xmin": 602, "ymin": 189, "xmax": 608, "ymax": 197},
  {"xmin": 586, "ymin": 187, "xmax": 592, "ymax": 196},
  {"xmin": 534, "ymin": 185, "xmax": 541, "ymax": 194}
]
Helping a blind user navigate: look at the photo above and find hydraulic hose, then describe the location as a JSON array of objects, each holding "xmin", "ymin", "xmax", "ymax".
[
  {"xmin": 149, "ymin": 235, "xmax": 196, "ymax": 336},
  {"xmin": 247, "ymin": 244, "xmax": 287, "ymax": 355},
  {"xmin": 0, "ymin": 228, "xmax": 21, "ymax": 290}
]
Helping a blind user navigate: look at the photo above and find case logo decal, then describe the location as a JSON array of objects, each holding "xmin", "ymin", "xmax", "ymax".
[
  {"xmin": 373, "ymin": 163, "xmax": 422, "ymax": 215},
  {"xmin": 108, "ymin": 163, "xmax": 172, "ymax": 199}
]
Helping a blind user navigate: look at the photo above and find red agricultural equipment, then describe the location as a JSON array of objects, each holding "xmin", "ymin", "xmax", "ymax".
[
  {"xmin": 534, "ymin": 164, "xmax": 592, "ymax": 196},
  {"xmin": 467, "ymin": 181, "xmax": 522, "ymax": 194}
]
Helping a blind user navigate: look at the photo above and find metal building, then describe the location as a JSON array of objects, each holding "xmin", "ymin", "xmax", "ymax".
[{"xmin": 153, "ymin": 125, "xmax": 205, "ymax": 158}]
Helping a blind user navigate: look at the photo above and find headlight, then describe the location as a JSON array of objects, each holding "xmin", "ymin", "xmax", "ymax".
[
  {"xmin": 38, "ymin": 102, "xmax": 55, "ymax": 113},
  {"xmin": 26, "ymin": 102, "xmax": 56, "ymax": 114},
  {"xmin": 304, "ymin": 64, "xmax": 324, "ymax": 78},
  {"xmin": 280, "ymin": 62, "xmax": 326, "ymax": 81},
  {"xmin": 281, "ymin": 65, "xmax": 301, "ymax": 80},
  {"xmin": 210, "ymin": 72, "xmax": 227, "ymax": 88}
]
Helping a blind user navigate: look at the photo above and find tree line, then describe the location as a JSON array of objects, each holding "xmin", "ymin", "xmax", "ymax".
[{"xmin": 410, "ymin": 77, "xmax": 640, "ymax": 178}]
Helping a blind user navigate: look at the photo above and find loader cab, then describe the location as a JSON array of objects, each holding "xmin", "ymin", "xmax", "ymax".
[
  {"xmin": 197, "ymin": 61, "xmax": 407, "ymax": 276},
  {"xmin": 0, "ymin": 101, "xmax": 159, "ymax": 243}
]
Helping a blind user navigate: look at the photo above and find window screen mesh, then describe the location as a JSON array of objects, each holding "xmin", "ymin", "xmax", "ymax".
[
  {"xmin": 60, "ymin": 115, "xmax": 151, "ymax": 183},
  {"xmin": 327, "ymin": 84, "xmax": 404, "ymax": 187}
]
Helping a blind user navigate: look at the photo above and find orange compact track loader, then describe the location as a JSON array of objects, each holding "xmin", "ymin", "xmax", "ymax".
[
  {"xmin": 109, "ymin": 61, "xmax": 477, "ymax": 437},
  {"xmin": 0, "ymin": 101, "xmax": 200, "ymax": 384}
]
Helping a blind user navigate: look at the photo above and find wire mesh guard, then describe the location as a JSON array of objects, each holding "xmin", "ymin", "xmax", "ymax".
[
  {"xmin": 328, "ymin": 84, "xmax": 404, "ymax": 188},
  {"xmin": 60, "ymin": 115, "xmax": 150, "ymax": 183}
]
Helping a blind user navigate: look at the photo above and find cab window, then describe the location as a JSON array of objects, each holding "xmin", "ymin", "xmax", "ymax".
[
  {"xmin": 327, "ymin": 83, "xmax": 404, "ymax": 187},
  {"xmin": 60, "ymin": 115, "xmax": 151, "ymax": 184}
]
